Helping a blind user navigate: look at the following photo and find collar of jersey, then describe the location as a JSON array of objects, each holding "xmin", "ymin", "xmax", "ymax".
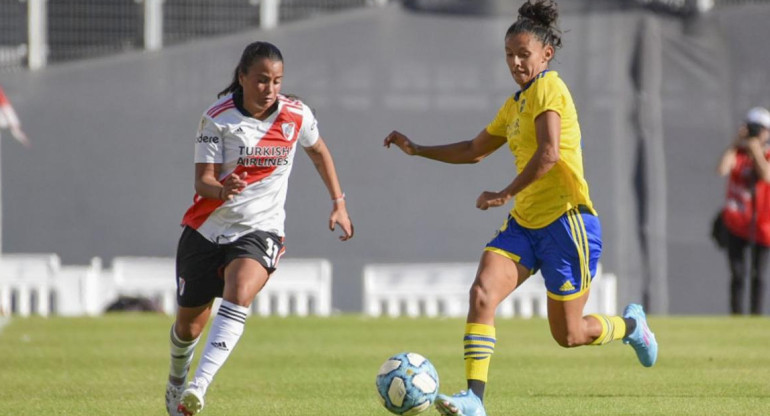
[
  {"xmin": 233, "ymin": 90, "xmax": 280, "ymax": 120},
  {"xmin": 513, "ymin": 69, "xmax": 550, "ymax": 102}
]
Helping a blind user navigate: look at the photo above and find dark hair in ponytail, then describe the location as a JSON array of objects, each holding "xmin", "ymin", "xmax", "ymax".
[
  {"xmin": 218, "ymin": 41, "xmax": 284, "ymax": 98},
  {"xmin": 506, "ymin": 0, "xmax": 562, "ymax": 50}
]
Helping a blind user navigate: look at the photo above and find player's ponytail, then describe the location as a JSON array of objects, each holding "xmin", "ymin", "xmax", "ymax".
[
  {"xmin": 218, "ymin": 41, "xmax": 284, "ymax": 98},
  {"xmin": 506, "ymin": 0, "xmax": 562, "ymax": 50}
]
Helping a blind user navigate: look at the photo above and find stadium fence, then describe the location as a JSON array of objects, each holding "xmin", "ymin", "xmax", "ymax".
[
  {"xmin": 0, "ymin": 254, "xmax": 616, "ymax": 318},
  {"xmin": 0, "ymin": 0, "xmax": 388, "ymax": 72}
]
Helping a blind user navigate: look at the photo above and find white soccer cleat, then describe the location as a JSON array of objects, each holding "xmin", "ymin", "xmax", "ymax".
[
  {"xmin": 177, "ymin": 380, "xmax": 206, "ymax": 416},
  {"xmin": 165, "ymin": 382, "xmax": 185, "ymax": 416}
]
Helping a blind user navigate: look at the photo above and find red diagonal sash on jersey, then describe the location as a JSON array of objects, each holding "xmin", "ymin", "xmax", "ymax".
[{"xmin": 181, "ymin": 103, "xmax": 303, "ymax": 231}]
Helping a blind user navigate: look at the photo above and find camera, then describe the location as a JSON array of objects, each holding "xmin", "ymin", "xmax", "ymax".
[{"xmin": 746, "ymin": 122, "xmax": 765, "ymax": 138}]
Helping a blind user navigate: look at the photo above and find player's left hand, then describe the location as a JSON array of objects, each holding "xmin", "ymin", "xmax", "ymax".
[
  {"xmin": 476, "ymin": 191, "xmax": 509, "ymax": 210},
  {"xmin": 330, "ymin": 203, "xmax": 354, "ymax": 241}
]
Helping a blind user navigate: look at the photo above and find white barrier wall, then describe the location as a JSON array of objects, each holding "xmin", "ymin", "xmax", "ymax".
[
  {"xmin": 1, "ymin": 255, "xmax": 619, "ymax": 318},
  {"xmin": 0, "ymin": 254, "xmax": 333, "ymax": 317},
  {"xmin": 363, "ymin": 263, "xmax": 617, "ymax": 318}
]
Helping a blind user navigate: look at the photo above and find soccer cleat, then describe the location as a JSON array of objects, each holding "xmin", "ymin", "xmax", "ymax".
[
  {"xmin": 177, "ymin": 380, "xmax": 206, "ymax": 416},
  {"xmin": 622, "ymin": 303, "xmax": 658, "ymax": 367},
  {"xmin": 434, "ymin": 390, "xmax": 487, "ymax": 416},
  {"xmin": 165, "ymin": 382, "xmax": 185, "ymax": 416}
]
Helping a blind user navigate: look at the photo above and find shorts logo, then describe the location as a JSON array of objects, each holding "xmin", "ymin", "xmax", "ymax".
[
  {"xmin": 559, "ymin": 280, "xmax": 575, "ymax": 292},
  {"xmin": 281, "ymin": 122, "xmax": 296, "ymax": 141},
  {"xmin": 178, "ymin": 276, "xmax": 186, "ymax": 296}
]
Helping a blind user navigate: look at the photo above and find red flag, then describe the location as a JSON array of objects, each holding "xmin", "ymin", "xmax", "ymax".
[{"xmin": 0, "ymin": 86, "xmax": 30, "ymax": 147}]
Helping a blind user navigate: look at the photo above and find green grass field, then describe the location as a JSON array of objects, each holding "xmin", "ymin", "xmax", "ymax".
[{"xmin": 0, "ymin": 314, "xmax": 768, "ymax": 415}]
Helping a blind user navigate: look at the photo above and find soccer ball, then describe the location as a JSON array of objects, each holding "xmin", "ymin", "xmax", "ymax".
[{"xmin": 375, "ymin": 352, "xmax": 439, "ymax": 415}]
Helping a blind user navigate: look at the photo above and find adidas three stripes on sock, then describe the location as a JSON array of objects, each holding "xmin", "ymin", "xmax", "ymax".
[{"xmin": 193, "ymin": 300, "xmax": 248, "ymax": 388}]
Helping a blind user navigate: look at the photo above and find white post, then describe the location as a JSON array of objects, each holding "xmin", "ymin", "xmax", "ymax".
[
  {"xmin": 260, "ymin": 0, "xmax": 279, "ymax": 30},
  {"xmin": 27, "ymin": 0, "xmax": 48, "ymax": 70},
  {"xmin": 17, "ymin": 286, "xmax": 29, "ymax": 316},
  {"xmin": 144, "ymin": 0, "xmax": 164, "ymax": 51}
]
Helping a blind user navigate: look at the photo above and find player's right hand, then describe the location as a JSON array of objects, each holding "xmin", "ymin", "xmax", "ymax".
[
  {"xmin": 384, "ymin": 130, "xmax": 419, "ymax": 156},
  {"xmin": 221, "ymin": 172, "xmax": 248, "ymax": 201}
]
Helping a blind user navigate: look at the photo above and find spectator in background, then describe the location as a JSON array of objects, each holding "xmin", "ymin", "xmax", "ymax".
[{"xmin": 717, "ymin": 106, "xmax": 770, "ymax": 315}]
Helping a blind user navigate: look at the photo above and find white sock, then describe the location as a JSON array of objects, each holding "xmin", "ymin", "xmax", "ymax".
[
  {"xmin": 169, "ymin": 324, "xmax": 199, "ymax": 386},
  {"xmin": 192, "ymin": 300, "xmax": 248, "ymax": 391}
]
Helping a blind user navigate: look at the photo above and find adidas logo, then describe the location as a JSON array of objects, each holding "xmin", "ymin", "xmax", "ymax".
[
  {"xmin": 211, "ymin": 341, "xmax": 229, "ymax": 351},
  {"xmin": 559, "ymin": 281, "xmax": 575, "ymax": 292},
  {"xmin": 234, "ymin": 127, "xmax": 244, "ymax": 134}
]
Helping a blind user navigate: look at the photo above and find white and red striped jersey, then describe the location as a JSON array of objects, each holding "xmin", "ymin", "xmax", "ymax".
[{"xmin": 181, "ymin": 93, "xmax": 319, "ymax": 243}]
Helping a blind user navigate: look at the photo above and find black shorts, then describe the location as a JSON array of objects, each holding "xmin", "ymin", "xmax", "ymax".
[{"xmin": 175, "ymin": 226, "xmax": 285, "ymax": 308}]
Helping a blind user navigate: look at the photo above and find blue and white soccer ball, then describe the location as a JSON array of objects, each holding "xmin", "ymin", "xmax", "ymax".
[{"xmin": 375, "ymin": 352, "xmax": 439, "ymax": 415}]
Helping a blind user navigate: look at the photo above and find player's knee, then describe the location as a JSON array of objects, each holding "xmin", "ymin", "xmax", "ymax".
[
  {"xmin": 175, "ymin": 321, "xmax": 204, "ymax": 340},
  {"xmin": 469, "ymin": 282, "xmax": 495, "ymax": 312}
]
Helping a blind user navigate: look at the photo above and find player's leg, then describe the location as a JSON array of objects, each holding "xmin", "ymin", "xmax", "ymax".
[
  {"xmin": 749, "ymin": 243, "xmax": 768, "ymax": 315},
  {"xmin": 179, "ymin": 258, "xmax": 269, "ymax": 415},
  {"xmin": 168, "ymin": 227, "xmax": 223, "ymax": 416},
  {"xmin": 547, "ymin": 290, "xmax": 600, "ymax": 346},
  {"xmin": 544, "ymin": 208, "xmax": 655, "ymax": 366},
  {"xmin": 727, "ymin": 232, "xmax": 747, "ymax": 314},
  {"xmin": 436, "ymin": 215, "xmax": 534, "ymax": 416},
  {"xmin": 167, "ymin": 305, "xmax": 211, "ymax": 416},
  {"xmin": 180, "ymin": 230, "xmax": 282, "ymax": 416},
  {"xmin": 546, "ymin": 290, "xmax": 633, "ymax": 348},
  {"xmin": 436, "ymin": 251, "xmax": 528, "ymax": 416},
  {"xmin": 465, "ymin": 251, "xmax": 530, "ymax": 398}
]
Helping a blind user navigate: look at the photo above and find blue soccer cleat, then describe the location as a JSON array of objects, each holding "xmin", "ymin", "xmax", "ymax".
[
  {"xmin": 434, "ymin": 390, "xmax": 487, "ymax": 416},
  {"xmin": 622, "ymin": 303, "xmax": 658, "ymax": 367}
]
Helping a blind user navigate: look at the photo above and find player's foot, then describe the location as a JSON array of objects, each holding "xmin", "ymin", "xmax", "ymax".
[
  {"xmin": 622, "ymin": 303, "xmax": 658, "ymax": 367},
  {"xmin": 434, "ymin": 390, "xmax": 487, "ymax": 416},
  {"xmin": 177, "ymin": 379, "xmax": 206, "ymax": 416},
  {"xmin": 165, "ymin": 382, "xmax": 185, "ymax": 416}
]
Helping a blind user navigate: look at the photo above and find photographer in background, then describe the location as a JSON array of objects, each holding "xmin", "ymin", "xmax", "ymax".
[{"xmin": 717, "ymin": 106, "xmax": 770, "ymax": 315}]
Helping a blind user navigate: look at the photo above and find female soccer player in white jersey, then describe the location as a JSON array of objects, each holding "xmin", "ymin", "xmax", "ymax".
[
  {"xmin": 165, "ymin": 41, "xmax": 354, "ymax": 416},
  {"xmin": 384, "ymin": 1, "xmax": 657, "ymax": 415}
]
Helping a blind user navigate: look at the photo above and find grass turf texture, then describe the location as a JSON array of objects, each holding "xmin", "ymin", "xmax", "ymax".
[{"xmin": 0, "ymin": 314, "xmax": 768, "ymax": 415}]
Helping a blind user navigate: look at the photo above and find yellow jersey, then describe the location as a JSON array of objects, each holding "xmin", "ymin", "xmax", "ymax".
[{"xmin": 486, "ymin": 70, "xmax": 595, "ymax": 229}]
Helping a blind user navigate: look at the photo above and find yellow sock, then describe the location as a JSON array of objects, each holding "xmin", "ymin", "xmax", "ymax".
[
  {"xmin": 464, "ymin": 323, "xmax": 496, "ymax": 382},
  {"xmin": 588, "ymin": 314, "xmax": 626, "ymax": 345}
]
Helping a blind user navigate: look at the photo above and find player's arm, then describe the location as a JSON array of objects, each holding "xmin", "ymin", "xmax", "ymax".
[
  {"xmin": 717, "ymin": 127, "xmax": 746, "ymax": 176},
  {"xmin": 194, "ymin": 163, "xmax": 247, "ymax": 201},
  {"xmin": 383, "ymin": 129, "xmax": 506, "ymax": 164},
  {"xmin": 476, "ymin": 110, "xmax": 560, "ymax": 210},
  {"xmin": 304, "ymin": 137, "xmax": 354, "ymax": 241}
]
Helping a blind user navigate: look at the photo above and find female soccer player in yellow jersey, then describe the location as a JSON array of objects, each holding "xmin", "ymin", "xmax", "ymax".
[{"xmin": 384, "ymin": 1, "xmax": 657, "ymax": 415}]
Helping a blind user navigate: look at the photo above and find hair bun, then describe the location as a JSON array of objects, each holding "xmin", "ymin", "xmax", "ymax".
[{"xmin": 518, "ymin": 0, "xmax": 559, "ymax": 28}]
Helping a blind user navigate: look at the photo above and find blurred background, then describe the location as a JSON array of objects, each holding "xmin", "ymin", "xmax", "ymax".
[{"xmin": 1, "ymin": 0, "xmax": 769, "ymax": 315}]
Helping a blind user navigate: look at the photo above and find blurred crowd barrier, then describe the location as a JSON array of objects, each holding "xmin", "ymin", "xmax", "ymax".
[{"xmin": 0, "ymin": 254, "xmax": 616, "ymax": 318}]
